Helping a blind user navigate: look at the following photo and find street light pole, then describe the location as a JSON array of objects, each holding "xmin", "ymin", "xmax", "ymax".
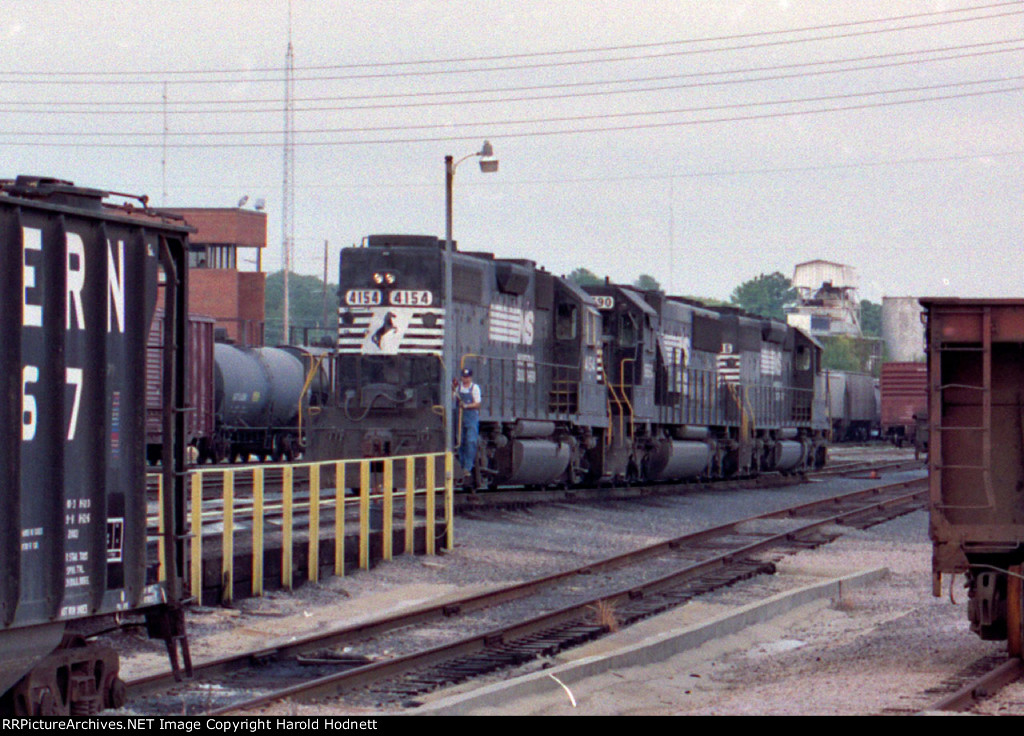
[{"xmin": 442, "ymin": 141, "xmax": 497, "ymax": 485}]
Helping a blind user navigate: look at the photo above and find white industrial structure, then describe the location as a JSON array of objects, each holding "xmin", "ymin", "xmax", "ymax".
[{"xmin": 785, "ymin": 260, "xmax": 862, "ymax": 338}]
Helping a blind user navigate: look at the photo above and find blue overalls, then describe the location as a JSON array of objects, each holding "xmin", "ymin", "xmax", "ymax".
[{"xmin": 456, "ymin": 382, "xmax": 480, "ymax": 474}]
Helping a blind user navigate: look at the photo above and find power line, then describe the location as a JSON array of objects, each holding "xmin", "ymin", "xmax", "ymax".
[
  {"xmin": 2, "ymin": 1, "xmax": 1020, "ymax": 79},
  {"xmin": 5, "ymin": 74, "xmax": 1020, "ymax": 139},
  {"xmin": 3, "ymin": 39, "xmax": 1019, "ymax": 114},
  {"xmin": 1, "ymin": 5, "xmax": 1020, "ymax": 85},
  {"xmin": 187, "ymin": 149, "xmax": 1019, "ymax": 190},
  {"xmin": 2, "ymin": 82, "xmax": 1019, "ymax": 148}
]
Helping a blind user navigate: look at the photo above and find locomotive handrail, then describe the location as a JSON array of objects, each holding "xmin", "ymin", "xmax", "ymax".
[
  {"xmin": 459, "ymin": 351, "xmax": 583, "ymax": 423},
  {"xmin": 602, "ymin": 366, "xmax": 626, "ymax": 448},
  {"xmin": 296, "ymin": 352, "xmax": 327, "ymax": 445},
  {"xmin": 618, "ymin": 358, "xmax": 637, "ymax": 446}
]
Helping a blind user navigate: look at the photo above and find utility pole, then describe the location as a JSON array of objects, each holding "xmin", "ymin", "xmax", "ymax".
[
  {"xmin": 321, "ymin": 239, "xmax": 329, "ymax": 331},
  {"xmin": 161, "ymin": 82, "xmax": 169, "ymax": 206},
  {"xmin": 281, "ymin": 1, "xmax": 296, "ymax": 344}
]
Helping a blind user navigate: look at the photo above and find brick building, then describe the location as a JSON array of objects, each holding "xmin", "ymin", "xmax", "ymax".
[{"xmin": 164, "ymin": 207, "xmax": 267, "ymax": 346}]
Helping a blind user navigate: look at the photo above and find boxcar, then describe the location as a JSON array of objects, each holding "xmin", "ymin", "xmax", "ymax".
[
  {"xmin": 924, "ymin": 298, "xmax": 1024, "ymax": 652},
  {"xmin": 0, "ymin": 176, "xmax": 191, "ymax": 714},
  {"xmin": 146, "ymin": 311, "xmax": 216, "ymax": 463},
  {"xmin": 880, "ymin": 361, "xmax": 928, "ymax": 446}
]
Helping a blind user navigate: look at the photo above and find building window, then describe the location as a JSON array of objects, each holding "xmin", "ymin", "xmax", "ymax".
[{"xmin": 188, "ymin": 244, "xmax": 237, "ymax": 269}]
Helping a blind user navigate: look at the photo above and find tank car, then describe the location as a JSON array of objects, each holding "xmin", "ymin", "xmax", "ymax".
[
  {"xmin": 0, "ymin": 176, "xmax": 191, "ymax": 715},
  {"xmin": 211, "ymin": 343, "xmax": 311, "ymax": 462},
  {"xmin": 145, "ymin": 322, "xmax": 327, "ymax": 465},
  {"xmin": 924, "ymin": 299, "xmax": 1024, "ymax": 652}
]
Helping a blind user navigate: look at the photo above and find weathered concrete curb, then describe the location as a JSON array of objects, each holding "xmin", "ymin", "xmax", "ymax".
[{"xmin": 415, "ymin": 566, "xmax": 890, "ymax": 715}]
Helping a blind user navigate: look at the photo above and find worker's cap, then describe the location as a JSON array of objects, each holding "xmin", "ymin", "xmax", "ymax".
[{"xmin": 461, "ymin": 368, "xmax": 473, "ymax": 377}]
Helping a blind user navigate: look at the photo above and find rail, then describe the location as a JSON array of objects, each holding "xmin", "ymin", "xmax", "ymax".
[{"xmin": 152, "ymin": 452, "xmax": 454, "ymax": 605}]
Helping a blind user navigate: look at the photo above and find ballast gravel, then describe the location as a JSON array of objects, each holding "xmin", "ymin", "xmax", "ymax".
[{"xmin": 114, "ymin": 451, "xmax": 1016, "ymax": 716}]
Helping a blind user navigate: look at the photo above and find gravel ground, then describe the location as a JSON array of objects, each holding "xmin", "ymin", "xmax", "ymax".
[
  {"xmin": 440, "ymin": 508, "xmax": 1001, "ymax": 716},
  {"xmin": 115, "ymin": 451, "xmax": 1016, "ymax": 716}
]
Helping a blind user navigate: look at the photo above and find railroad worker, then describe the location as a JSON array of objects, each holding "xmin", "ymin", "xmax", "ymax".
[{"xmin": 453, "ymin": 367, "xmax": 482, "ymax": 479}]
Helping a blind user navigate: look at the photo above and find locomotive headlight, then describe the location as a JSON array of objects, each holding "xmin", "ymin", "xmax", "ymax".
[{"xmin": 373, "ymin": 271, "xmax": 397, "ymax": 285}]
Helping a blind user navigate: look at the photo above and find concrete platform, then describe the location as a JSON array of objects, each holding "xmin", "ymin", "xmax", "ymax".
[{"xmin": 415, "ymin": 566, "xmax": 889, "ymax": 715}]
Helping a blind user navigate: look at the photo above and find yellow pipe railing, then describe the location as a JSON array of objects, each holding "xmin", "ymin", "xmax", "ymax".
[
  {"xmin": 159, "ymin": 452, "xmax": 453, "ymax": 606},
  {"xmin": 618, "ymin": 358, "xmax": 636, "ymax": 445}
]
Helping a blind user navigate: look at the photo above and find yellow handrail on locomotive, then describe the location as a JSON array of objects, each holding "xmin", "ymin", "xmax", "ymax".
[
  {"xmin": 602, "ymin": 365, "xmax": 626, "ymax": 448},
  {"xmin": 431, "ymin": 352, "xmax": 446, "ymax": 417},
  {"xmin": 296, "ymin": 352, "xmax": 327, "ymax": 446},
  {"xmin": 618, "ymin": 358, "xmax": 636, "ymax": 446},
  {"xmin": 726, "ymin": 381, "xmax": 756, "ymax": 442}
]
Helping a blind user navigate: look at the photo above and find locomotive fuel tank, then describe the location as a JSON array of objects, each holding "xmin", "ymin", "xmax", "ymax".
[
  {"xmin": 772, "ymin": 440, "xmax": 807, "ymax": 472},
  {"xmin": 497, "ymin": 439, "xmax": 573, "ymax": 486},
  {"xmin": 646, "ymin": 439, "xmax": 712, "ymax": 481}
]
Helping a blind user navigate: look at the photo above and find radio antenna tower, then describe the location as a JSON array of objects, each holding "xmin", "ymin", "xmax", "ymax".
[{"xmin": 281, "ymin": 1, "xmax": 296, "ymax": 344}]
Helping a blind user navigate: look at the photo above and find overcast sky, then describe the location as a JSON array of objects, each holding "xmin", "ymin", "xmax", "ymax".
[{"xmin": 2, "ymin": 1, "xmax": 1021, "ymax": 302}]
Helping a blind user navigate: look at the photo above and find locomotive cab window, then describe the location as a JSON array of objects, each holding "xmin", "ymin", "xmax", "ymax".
[
  {"xmin": 584, "ymin": 309, "xmax": 600, "ymax": 347},
  {"xmin": 618, "ymin": 312, "xmax": 638, "ymax": 348},
  {"xmin": 795, "ymin": 345, "xmax": 812, "ymax": 371},
  {"xmin": 556, "ymin": 303, "xmax": 578, "ymax": 340}
]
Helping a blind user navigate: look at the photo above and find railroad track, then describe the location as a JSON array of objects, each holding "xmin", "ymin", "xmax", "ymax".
[
  {"xmin": 124, "ymin": 474, "xmax": 927, "ymax": 715},
  {"xmin": 926, "ymin": 657, "xmax": 1024, "ymax": 713},
  {"xmin": 876, "ymin": 655, "xmax": 1024, "ymax": 714}
]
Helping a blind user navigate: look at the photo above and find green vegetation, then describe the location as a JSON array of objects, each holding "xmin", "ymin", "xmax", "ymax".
[
  {"xmin": 633, "ymin": 274, "xmax": 662, "ymax": 292},
  {"xmin": 264, "ymin": 270, "xmax": 337, "ymax": 345},
  {"xmin": 567, "ymin": 267, "xmax": 603, "ymax": 286},
  {"xmin": 728, "ymin": 272, "xmax": 797, "ymax": 320},
  {"xmin": 860, "ymin": 299, "xmax": 882, "ymax": 337}
]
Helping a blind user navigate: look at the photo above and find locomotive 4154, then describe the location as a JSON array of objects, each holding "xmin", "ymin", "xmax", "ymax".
[{"xmin": 307, "ymin": 234, "xmax": 828, "ymax": 489}]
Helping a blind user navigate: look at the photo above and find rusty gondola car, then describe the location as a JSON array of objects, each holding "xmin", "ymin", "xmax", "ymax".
[
  {"xmin": 924, "ymin": 298, "xmax": 1024, "ymax": 653},
  {"xmin": 0, "ymin": 176, "xmax": 191, "ymax": 715}
]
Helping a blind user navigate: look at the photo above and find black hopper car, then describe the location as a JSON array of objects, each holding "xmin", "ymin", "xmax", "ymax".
[
  {"xmin": 0, "ymin": 177, "xmax": 191, "ymax": 715},
  {"xmin": 308, "ymin": 234, "xmax": 828, "ymax": 487}
]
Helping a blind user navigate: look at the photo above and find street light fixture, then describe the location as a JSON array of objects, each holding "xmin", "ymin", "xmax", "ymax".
[{"xmin": 443, "ymin": 140, "xmax": 498, "ymax": 486}]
